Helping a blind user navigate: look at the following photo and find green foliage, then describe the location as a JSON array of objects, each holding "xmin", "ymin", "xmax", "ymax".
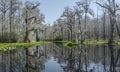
[
  {"xmin": 0, "ymin": 41, "xmax": 51, "ymax": 51},
  {"xmin": 83, "ymin": 40, "xmax": 108, "ymax": 45},
  {"xmin": 0, "ymin": 32, "xmax": 18, "ymax": 43},
  {"xmin": 64, "ymin": 42, "xmax": 78, "ymax": 48}
]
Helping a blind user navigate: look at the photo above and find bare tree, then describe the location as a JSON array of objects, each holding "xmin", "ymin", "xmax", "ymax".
[
  {"xmin": 102, "ymin": 8, "xmax": 106, "ymax": 40},
  {"xmin": 62, "ymin": 7, "xmax": 76, "ymax": 41},
  {"xmin": 80, "ymin": 0, "xmax": 94, "ymax": 42},
  {"xmin": 0, "ymin": 0, "xmax": 9, "ymax": 35},
  {"xmin": 9, "ymin": 0, "xmax": 20, "ymax": 32},
  {"xmin": 96, "ymin": 0, "xmax": 120, "ymax": 44},
  {"xmin": 74, "ymin": 2, "xmax": 84, "ymax": 42}
]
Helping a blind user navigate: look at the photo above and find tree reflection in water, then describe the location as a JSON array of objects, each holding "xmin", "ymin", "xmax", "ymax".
[
  {"xmin": 0, "ymin": 46, "xmax": 47, "ymax": 72},
  {"xmin": 0, "ymin": 44, "xmax": 119, "ymax": 72},
  {"xmin": 109, "ymin": 45, "xmax": 120, "ymax": 72}
]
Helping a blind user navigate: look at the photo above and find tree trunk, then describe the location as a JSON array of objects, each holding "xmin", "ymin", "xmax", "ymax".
[
  {"xmin": 9, "ymin": 0, "xmax": 12, "ymax": 33},
  {"xmin": 24, "ymin": 10, "xmax": 29, "ymax": 42},
  {"xmin": 109, "ymin": 14, "xmax": 116, "ymax": 44},
  {"xmin": 103, "ymin": 10, "xmax": 106, "ymax": 40}
]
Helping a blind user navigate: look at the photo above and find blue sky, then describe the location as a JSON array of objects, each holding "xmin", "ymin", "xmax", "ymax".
[
  {"xmin": 22, "ymin": 0, "xmax": 120, "ymax": 24},
  {"xmin": 23, "ymin": 0, "xmax": 98, "ymax": 24},
  {"xmin": 39, "ymin": 0, "xmax": 79, "ymax": 24},
  {"xmin": 23, "ymin": 0, "xmax": 80, "ymax": 24}
]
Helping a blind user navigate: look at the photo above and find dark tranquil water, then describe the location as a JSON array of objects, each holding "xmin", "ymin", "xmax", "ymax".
[{"xmin": 0, "ymin": 44, "xmax": 120, "ymax": 72}]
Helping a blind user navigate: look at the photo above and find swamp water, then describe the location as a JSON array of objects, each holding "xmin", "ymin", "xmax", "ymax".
[{"xmin": 0, "ymin": 44, "xmax": 119, "ymax": 72}]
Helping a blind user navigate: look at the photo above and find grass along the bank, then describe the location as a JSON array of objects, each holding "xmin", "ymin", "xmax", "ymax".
[
  {"xmin": 0, "ymin": 41, "xmax": 51, "ymax": 51},
  {"xmin": 54, "ymin": 40, "xmax": 106, "ymax": 48},
  {"xmin": 83, "ymin": 40, "xmax": 108, "ymax": 45},
  {"xmin": 61, "ymin": 40, "xmax": 108, "ymax": 47},
  {"xmin": 115, "ymin": 42, "xmax": 120, "ymax": 45},
  {"xmin": 84, "ymin": 40, "xmax": 120, "ymax": 45},
  {"xmin": 54, "ymin": 40, "xmax": 120, "ymax": 48},
  {"xmin": 55, "ymin": 40, "xmax": 107, "ymax": 45}
]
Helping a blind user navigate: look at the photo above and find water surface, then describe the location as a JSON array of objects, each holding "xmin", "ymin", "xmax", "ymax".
[{"xmin": 0, "ymin": 44, "xmax": 120, "ymax": 72}]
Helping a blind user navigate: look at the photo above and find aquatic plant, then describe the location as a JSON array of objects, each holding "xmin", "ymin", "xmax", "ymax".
[{"xmin": 0, "ymin": 41, "xmax": 51, "ymax": 51}]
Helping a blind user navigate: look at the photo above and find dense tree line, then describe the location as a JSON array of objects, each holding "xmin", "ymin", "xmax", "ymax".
[
  {"xmin": 0, "ymin": 0, "xmax": 45, "ymax": 42},
  {"xmin": 50, "ymin": 0, "xmax": 120, "ymax": 44},
  {"xmin": 0, "ymin": 0, "xmax": 120, "ymax": 44}
]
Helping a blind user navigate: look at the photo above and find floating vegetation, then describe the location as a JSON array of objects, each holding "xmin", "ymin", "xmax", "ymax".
[
  {"xmin": 64, "ymin": 42, "xmax": 78, "ymax": 48},
  {"xmin": 0, "ymin": 41, "xmax": 51, "ymax": 51},
  {"xmin": 83, "ymin": 40, "xmax": 108, "ymax": 45}
]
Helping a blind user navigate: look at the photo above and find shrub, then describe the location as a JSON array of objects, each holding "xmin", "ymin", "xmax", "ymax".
[
  {"xmin": 54, "ymin": 35, "xmax": 67, "ymax": 41},
  {"xmin": 0, "ymin": 32, "xmax": 18, "ymax": 43}
]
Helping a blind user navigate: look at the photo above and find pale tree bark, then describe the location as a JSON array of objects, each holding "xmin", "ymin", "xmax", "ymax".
[
  {"xmin": 96, "ymin": 0, "xmax": 119, "ymax": 44},
  {"xmin": 23, "ymin": 1, "xmax": 41, "ymax": 42},
  {"xmin": 62, "ymin": 7, "xmax": 76, "ymax": 42},
  {"xmin": 79, "ymin": 0, "xmax": 94, "ymax": 42}
]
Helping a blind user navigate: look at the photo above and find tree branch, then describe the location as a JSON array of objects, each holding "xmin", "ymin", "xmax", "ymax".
[{"xmin": 96, "ymin": 2, "xmax": 108, "ymax": 9}]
